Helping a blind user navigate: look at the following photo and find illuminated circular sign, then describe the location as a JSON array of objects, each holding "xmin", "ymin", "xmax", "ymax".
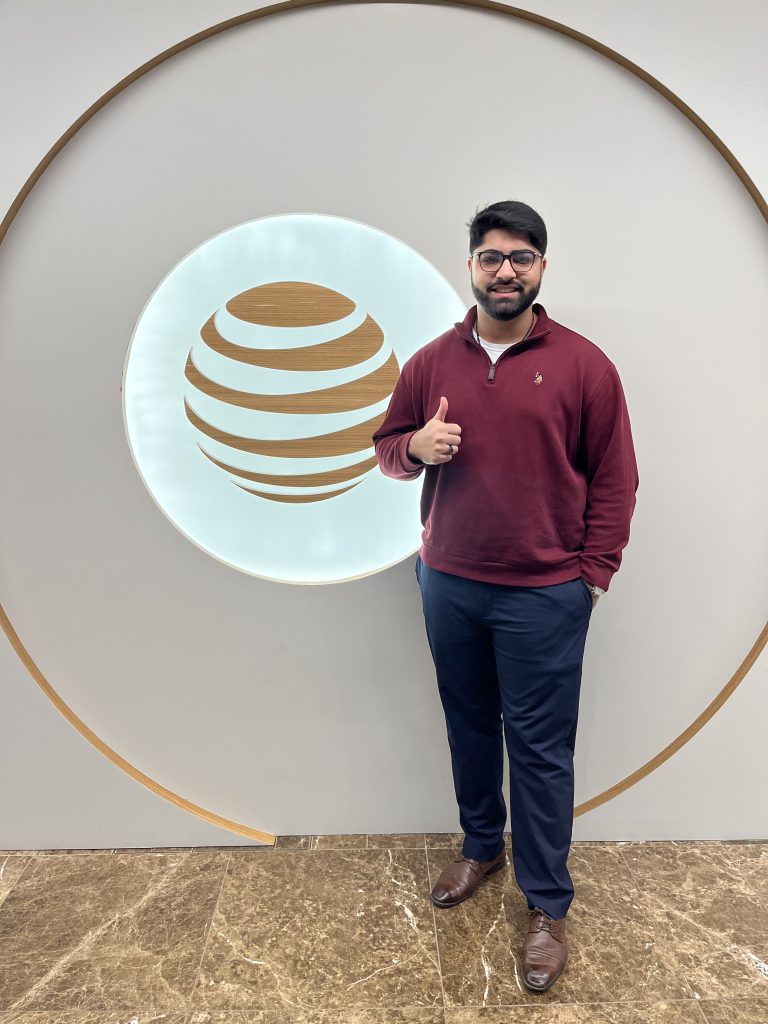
[{"xmin": 123, "ymin": 213, "xmax": 465, "ymax": 583}]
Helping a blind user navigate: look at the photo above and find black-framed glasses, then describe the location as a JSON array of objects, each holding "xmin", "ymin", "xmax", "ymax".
[{"xmin": 474, "ymin": 249, "xmax": 542, "ymax": 273}]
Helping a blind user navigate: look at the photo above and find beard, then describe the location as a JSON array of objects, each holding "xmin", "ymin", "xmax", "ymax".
[{"xmin": 472, "ymin": 279, "xmax": 541, "ymax": 322}]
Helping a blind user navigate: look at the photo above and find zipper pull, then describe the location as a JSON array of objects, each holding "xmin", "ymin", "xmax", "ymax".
[{"xmin": 487, "ymin": 363, "xmax": 496, "ymax": 382}]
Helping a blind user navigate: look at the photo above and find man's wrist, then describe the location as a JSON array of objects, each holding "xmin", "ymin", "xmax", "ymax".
[
  {"xmin": 405, "ymin": 433, "xmax": 423, "ymax": 466},
  {"xmin": 406, "ymin": 431, "xmax": 423, "ymax": 464}
]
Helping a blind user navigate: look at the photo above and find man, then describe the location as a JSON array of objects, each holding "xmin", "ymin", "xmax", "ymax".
[{"xmin": 373, "ymin": 200, "xmax": 637, "ymax": 993}]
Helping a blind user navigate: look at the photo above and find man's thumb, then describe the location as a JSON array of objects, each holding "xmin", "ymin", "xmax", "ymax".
[{"xmin": 434, "ymin": 396, "xmax": 448, "ymax": 422}]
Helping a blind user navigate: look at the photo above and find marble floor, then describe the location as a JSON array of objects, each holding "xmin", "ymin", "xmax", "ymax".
[{"xmin": 0, "ymin": 836, "xmax": 766, "ymax": 1023}]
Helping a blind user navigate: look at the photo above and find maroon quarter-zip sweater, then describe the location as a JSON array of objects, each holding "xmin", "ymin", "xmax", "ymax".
[{"xmin": 373, "ymin": 305, "xmax": 638, "ymax": 592}]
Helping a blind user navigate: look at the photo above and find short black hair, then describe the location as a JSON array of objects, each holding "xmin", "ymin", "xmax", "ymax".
[{"xmin": 468, "ymin": 201, "xmax": 547, "ymax": 255}]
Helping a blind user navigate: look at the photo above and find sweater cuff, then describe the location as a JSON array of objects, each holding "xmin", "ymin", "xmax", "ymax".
[
  {"xmin": 580, "ymin": 560, "xmax": 613, "ymax": 592},
  {"xmin": 397, "ymin": 432, "xmax": 425, "ymax": 475}
]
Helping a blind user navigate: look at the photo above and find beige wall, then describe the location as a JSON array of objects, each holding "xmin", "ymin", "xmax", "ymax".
[{"xmin": 1, "ymin": 0, "xmax": 766, "ymax": 847}]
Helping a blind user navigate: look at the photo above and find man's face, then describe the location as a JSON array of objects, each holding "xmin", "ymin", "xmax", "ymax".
[{"xmin": 468, "ymin": 229, "xmax": 547, "ymax": 321}]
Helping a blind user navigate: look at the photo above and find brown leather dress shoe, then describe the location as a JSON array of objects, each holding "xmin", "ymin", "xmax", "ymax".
[
  {"xmin": 430, "ymin": 849, "xmax": 507, "ymax": 908},
  {"xmin": 520, "ymin": 908, "xmax": 568, "ymax": 991}
]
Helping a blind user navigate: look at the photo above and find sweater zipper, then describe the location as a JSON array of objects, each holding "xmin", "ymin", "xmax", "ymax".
[
  {"xmin": 473, "ymin": 330, "xmax": 522, "ymax": 384},
  {"xmin": 473, "ymin": 316, "xmax": 541, "ymax": 383},
  {"xmin": 475, "ymin": 343, "xmax": 498, "ymax": 383},
  {"xmin": 481, "ymin": 345, "xmax": 517, "ymax": 384}
]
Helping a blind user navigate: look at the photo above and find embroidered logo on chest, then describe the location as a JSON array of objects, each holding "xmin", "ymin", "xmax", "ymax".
[{"xmin": 533, "ymin": 371, "xmax": 543, "ymax": 386}]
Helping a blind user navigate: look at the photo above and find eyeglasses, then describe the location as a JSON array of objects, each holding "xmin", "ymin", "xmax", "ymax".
[{"xmin": 473, "ymin": 249, "xmax": 542, "ymax": 273}]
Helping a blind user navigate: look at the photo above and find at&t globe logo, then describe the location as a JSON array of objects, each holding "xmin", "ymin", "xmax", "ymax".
[{"xmin": 123, "ymin": 214, "xmax": 464, "ymax": 583}]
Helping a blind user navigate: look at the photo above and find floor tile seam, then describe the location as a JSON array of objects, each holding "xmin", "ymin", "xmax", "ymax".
[
  {"xmin": 422, "ymin": 827, "xmax": 449, "ymax": 1013},
  {"xmin": 0, "ymin": 848, "xmax": 197, "ymax": 855},
  {"xmin": 276, "ymin": 835, "xmax": 451, "ymax": 851},
  {"xmin": 381, "ymin": 845, "xmax": 449, "ymax": 972},
  {"xmin": 189, "ymin": 850, "xmax": 233, "ymax": 1005},
  {"xmin": 284, "ymin": 845, "xmax": 430, "ymax": 858},
  {"xmin": 562, "ymin": 997, "xmax": 709, "ymax": 1006},
  {"xmin": 180, "ymin": 996, "xmax": 726, "ymax": 1012},
  {"xmin": 33, "ymin": 848, "xmax": 195, "ymax": 857},
  {"xmin": 0, "ymin": 997, "xmax": 712, "ymax": 1017},
  {"xmin": 702, "ymin": 996, "xmax": 768, "ymax": 1002},
  {"xmin": 2, "ymin": 851, "xmax": 196, "ymax": 1013},
  {"xmin": 310, "ymin": 836, "xmax": 376, "ymax": 851},
  {"xmin": 1, "ymin": 849, "xmax": 116, "ymax": 857},
  {"xmin": 272, "ymin": 836, "xmax": 314, "ymax": 851},
  {"xmin": 442, "ymin": 997, "xmax": 712, "ymax": 1010},
  {"xmin": 370, "ymin": 845, "xmax": 434, "ymax": 850},
  {"xmin": 311, "ymin": 837, "xmax": 435, "ymax": 851},
  {"xmin": 438, "ymin": 995, "xmax": 708, "ymax": 1011},
  {"xmin": 367, "ymin": 838, "xmax": 435, "ymax": 850},
  {"xmin": 424, "ymin": 844, "xmax": 448, "ymax": 1011},
  {"xmin": 579, "ymin": 840, "xmax": 632, "ymax": 851},
  {"xmin": 0, "ymin": 1003, "xmax": 192, "ymax": 1015},
  {"xmin": 189, "ymin": 846, "xmax": 241, "ymax": 853},
  {"xmin": 181, "ymin": 1001, "xmax": 470, "ymax": 1015}
]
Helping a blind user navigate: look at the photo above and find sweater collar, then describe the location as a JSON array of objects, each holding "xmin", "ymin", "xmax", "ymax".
[{"xmin": 455, "ymin": 303, "xmax": 552, "ymax": 348}]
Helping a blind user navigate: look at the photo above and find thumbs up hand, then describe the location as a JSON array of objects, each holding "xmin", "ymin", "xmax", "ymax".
[{"xmin": 407, "ymin": 396, "xmax": 462, "ymax": 465}]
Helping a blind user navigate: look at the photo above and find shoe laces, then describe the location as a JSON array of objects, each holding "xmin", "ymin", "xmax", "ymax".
[{"xmin": 529, "ymin": 908, "xmax": 556, "ymax": 933}]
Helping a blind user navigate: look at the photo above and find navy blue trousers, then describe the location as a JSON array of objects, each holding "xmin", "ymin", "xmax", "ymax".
[{"xmin": 416, "ymin": 557, "xmax": 592, "ymax": 919}]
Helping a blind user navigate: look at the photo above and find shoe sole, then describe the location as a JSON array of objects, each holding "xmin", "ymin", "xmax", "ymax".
[{"xmin": 431, "ymin": 857, "xmax": 507, "ymax": 909}]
